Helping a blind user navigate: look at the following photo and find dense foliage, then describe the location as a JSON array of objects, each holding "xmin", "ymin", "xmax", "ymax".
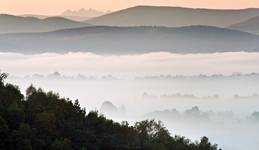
[{"xmin": 0, "ymin": 73, "xmax": 219, "ymax": 150}]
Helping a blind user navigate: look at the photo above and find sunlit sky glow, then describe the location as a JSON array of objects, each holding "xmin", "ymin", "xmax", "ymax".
[{"xmin": 0, "ymin": 0, "xmax": 259, "ymax": 15}]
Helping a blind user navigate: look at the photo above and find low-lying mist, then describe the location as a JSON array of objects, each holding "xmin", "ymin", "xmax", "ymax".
[
  {"xmin": 1, "ymin": 51, "xmax": 259, "ymax": 150},
  {"xmin": 1, "ymin": 51, "xmax": 259, "ymax": 76}
]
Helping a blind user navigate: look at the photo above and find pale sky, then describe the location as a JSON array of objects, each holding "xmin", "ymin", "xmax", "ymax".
[{"xmin": 0, "ymin": 0, "xmax": 259, "ymax": 15}]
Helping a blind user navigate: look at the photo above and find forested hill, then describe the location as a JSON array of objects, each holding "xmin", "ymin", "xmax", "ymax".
[
  {"xmin": 0, "ymin": 73, "xmax": 219, "ymax": 150},
  {"xmin": 1, "ymin": 26, "xmax": 259, "ymax": 54}
]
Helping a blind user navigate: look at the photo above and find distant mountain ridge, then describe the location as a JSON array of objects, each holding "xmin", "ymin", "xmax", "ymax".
[
  {"xmin": 0, "ymin": 25, "xmax": 258, "ymax": 54},
  {"xmin": 87, "ymin": 6, "xmax": 259, "ymax": 27},
  {"xmin": 229, "ymin": 16, "xmax": 259, "ymax": 34},
  {"xmin": 21, "ymin": 14, "xmax": 49, "ymax": 19},
  {"xmin": 61, "ymin": 8, "xmax": 105, "ymax": 21},
  {"xmin": 0, "ymin": 14, "xmax": 90, "ymax": 34}
]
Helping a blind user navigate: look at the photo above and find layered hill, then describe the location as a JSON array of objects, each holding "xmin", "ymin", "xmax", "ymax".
[
  {"xmin": 229, "ymin": 16, "xmax": 259, "ymax": 34},
  {"xmin": 87, "ymin": 6, "xmax": 259, "ymax": 27},
  {"xmin": 0, "ymin": 26, "xmax": 258, "ymax": 54},
  {"xmin": 0, "ymin": 14, "xmax": 90, "ymax": 34}
]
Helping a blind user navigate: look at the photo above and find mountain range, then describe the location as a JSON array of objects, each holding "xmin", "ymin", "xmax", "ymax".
[
  {"xmin": 1, "ymin": 6, "xmax": 259, "ymax": 54},
  {"xmin": 0, "ymin": 14, "xmax": 90, "ymax": 34},
  {"xmin": 2, "ymin": 5, "xmax": 259, "ymax": 34},
  {"xmin": 61, "ymin": 8, "xmax": 106, "ymax": 21},
  {"xmin": 87, "ymin": 6, "xmax": 259, "ymax": 27},
  {"xmin": 0, "ymin": 26, "xmax": 258, "ymax": 54}
]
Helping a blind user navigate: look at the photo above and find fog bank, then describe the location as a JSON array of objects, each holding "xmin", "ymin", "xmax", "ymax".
[{"xmin": 1, "ymin": 52, "xmax": 259, "ymax": 76}]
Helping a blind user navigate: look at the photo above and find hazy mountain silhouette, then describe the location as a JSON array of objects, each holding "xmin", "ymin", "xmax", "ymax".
[
  {"xmin": 21, "ymin": 14, "xmax": 49, "ymax": 19},
  {"xmin": 229, "ymin": 16, "xmax": 259, "ymax": 34},
  {"xmin": 0, "ymin": 26, "xmax": 259, "ymax": 54},
  {"xmin": 87, "ymin": 6, "xmax": 259, "ymax": 27},
  {"xmin": 61, "ymin": 8, "xmax": 106, "ymax": 21},
  {"xmin": 0, "ymin": 14, "xmax": 90, "ymax": 34}
]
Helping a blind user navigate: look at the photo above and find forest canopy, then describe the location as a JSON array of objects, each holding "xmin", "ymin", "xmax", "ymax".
[{"xmin": 0, "ymin": 73, "xmax": 219, "ymax": 150}]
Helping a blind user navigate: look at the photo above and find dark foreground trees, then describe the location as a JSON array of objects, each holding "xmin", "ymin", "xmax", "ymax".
[{"xmin": 0, "ymin": 73, "xmax": 219, "ymax": 150}]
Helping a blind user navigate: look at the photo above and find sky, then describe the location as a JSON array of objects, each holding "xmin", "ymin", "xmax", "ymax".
[{"xmin": 0, "ymin": 0, "xmax": 259, "ymax": 15}]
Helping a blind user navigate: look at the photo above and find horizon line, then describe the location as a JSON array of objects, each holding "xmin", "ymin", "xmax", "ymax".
[{"xmin": 2, "ymin": 5, "xmax": 259, "ymax": 16}]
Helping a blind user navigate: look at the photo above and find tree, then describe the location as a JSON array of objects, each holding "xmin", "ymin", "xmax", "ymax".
[
  {"xmin": 0, "ymin": 74, "xmax": 219, "ymax": 150},
  {"xmin": 0, "ymin": 116, "xmax": 8, "ymax": 148},
  {"xmin": 197, "ymin": 137, "xmax": 218, "ymax": 150},
  {"xmin": 0, "ymin": 72, "xmax": 8, "ymax": 82}
]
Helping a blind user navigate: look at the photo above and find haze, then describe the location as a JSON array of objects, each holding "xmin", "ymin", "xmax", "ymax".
[
  {"xmin": 1, "ymin": 0, "xmax": 259, "ymax": 15},
  {"xmin": 4, "ymin": 52, "xmax": 259, "ymax": 150},
  {"xmin": 1, "ymin": 1, "xmax": 259, "ymax": 150},
  {"xmin": 1, "ymin": 52, "xmax": 259, "ymax": 76}
]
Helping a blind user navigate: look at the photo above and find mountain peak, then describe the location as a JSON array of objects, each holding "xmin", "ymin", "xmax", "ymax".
[
  {"xmin": 61, "ymin": 8, "xmax": 104, "ymax": 17},
  {"xmin": 61, "ymin": 8, "xmax": 106, "ymax": 21},
  {"xmin": 87, "ymin": 6, "xmax": 259, "ymax": 27}
]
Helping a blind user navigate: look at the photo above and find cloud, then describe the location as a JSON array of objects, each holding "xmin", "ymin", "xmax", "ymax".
[{"xmin": 0, "ymin": 52, "xmax": 258, "ymax": 76}]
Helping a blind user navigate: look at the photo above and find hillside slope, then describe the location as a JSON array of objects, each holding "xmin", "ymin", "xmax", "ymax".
[
  {"xmin": 87, "ymin": 6, "xmax": 259, "ymax": 27},
  {"xmin": 0, "ymin": 26, "xmax": 258, "ymax": 54},
  {"xmin": 0, "ymin": 14, "xmax": 90, "ymax": 33},
  {"xmin": 229, "ymin": 16, "xmax": 259, "ymax": 34},
  {"xmin": 0, "ymin": 73, "xmax": 219, "ymax": 150}
]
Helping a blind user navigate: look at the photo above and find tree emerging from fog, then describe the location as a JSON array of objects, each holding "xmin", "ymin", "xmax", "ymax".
[{"xmin": 0, "ymin": 73, "xmax": 219, "ymax": 150}]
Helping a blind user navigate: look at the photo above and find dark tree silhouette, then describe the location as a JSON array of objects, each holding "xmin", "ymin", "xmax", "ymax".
[{"xmin": 0, "ymin": 73, "xmax": 219, "ymax": 150}]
